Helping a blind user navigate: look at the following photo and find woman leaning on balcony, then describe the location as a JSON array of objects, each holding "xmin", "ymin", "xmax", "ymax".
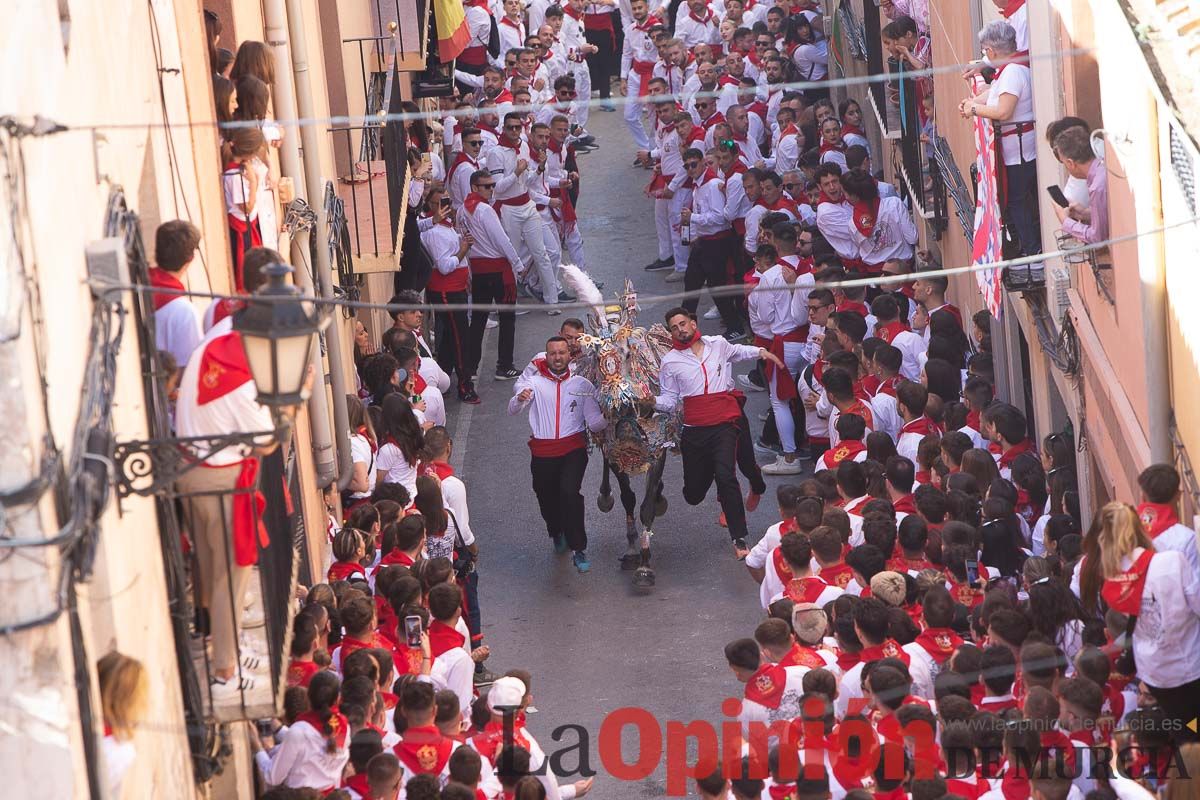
[{"xmin": 957, "ymin": 21, "xmax": 1041, "ymax": 258}]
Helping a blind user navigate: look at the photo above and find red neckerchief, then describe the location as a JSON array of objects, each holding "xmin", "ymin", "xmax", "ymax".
[
  {"xmin": 493, "ymin": 88, "xmax": 515, "ymax": 104},
  {"xmin": 196, "ymin": 332, "xmax": 253, "ymax": 405},
  {"xmin": 148, "ymin": 267, "xmax": 186, "ymax": 311},
  {"xmin": 428, "ymin": 619, "xmax": 467, "ymax": 658},
  {"xmin": 328, "ymin": 560, "xmax": 366, "ymax": 582},
  {"xmin": 744, "ymin": 663, "xmax": 788, "ymax": 709},
  {"xmin": 998, "ymin": 438, "xmax": 1034, "ymax": 468},
  {"xmin": 820, "ymin": 562, "xmax": 854, "ymax": 589},
  {"xmin": 841, "ymin": 122, "xmax": 866, "ymax": 139},
  {"xmin": 356, "ymin": 425, "xmax": 378, "ymax": 455},
  {"xmin": 422, "ymin": 460, "xmax": 455, "ymax": 481},
  {"xmin": 852, "ymin": 197, "xmax": 881, "ymax": 237},
  {"xmin": 671, "ymin": 332, "xmax": 700, "ymax": 351},
  {"xmin": 701, "ymin": 112, "xmax": 726, "ymax": 131},
  {"xmin": 1039, "ymin": 730, "xmax": 1078, "ymax": 775},
  {"xmin": 912, "ymin": 628, "xmax": 963, "ymax": 664},
  {"xmin": 719, "ymin": 74, "xmax": 741, "ymax": 87},
  {"xmin": 892, "ymin": 494, "xmax": 918, "ymax": 515},
  {"xmin": 826, "ymin": 439, "xmax": 866, "ymax": 466},
  {"xmin": 889, "ymin": 555, "xmax": 933, "ymax": 574},
  {"xmin": 448, "ymin": 150, "xmax": 477, "ymax": 179},
  {"xmin": 769, "ymin": 783, "xmax": 799, "ymax": 800},
  {"xmin": 873, "ymin": 376, "xmax": 902, "ymax": 398},
  {"xmin": 875, "ymin": 319, "xmax": 910, "ymax": 344},
  {"xmin": 463, "ymin": 191, "xmax": 488, "ymax": 215},
  {"xmin": 296, "ymin": 709, "xmax": 349, "ymax": 748},
  {"xmin": 286, "ymin": 659, "xmax": 320, "ymax": 688},
  {"xmin": 784, "ymin": 575, "xmax": 832, "ymax": 604},
  {"xmin": 379, "ymin": 548, "xmax": 416, "ymax": 568},
  {"xmin": 394, "ymin": 725, "xmax": 454, "ymax": 775},
  {"xmin": 844, "ymin": 399, "xmax": 875, "ymax": 430},
  {"xmin": 836, "ymin": 299, "xmax": 868, "ymax": 316},
  {"xmin": 471, "ymin": 719, "xmax": 532, "ymax": 763},
  {"xmin": 497, "ymin": 134, "xmax": 523, "ymax": 154},
  {"xmin": 820, "ymin": 137, "xmax": 846, "ymax": 154},
  {"xmin": 477, "ymin": 123, "xmax": 499, "ymax": 137},
  {"xmin": 965, "ymin": 409, "xmax": 982, "ymax": 432},
  {"xmin": 636, "ymin": 13, "xmax": 662, "ymax": 30},
  {"xmin": 858, "ymin": 639, "xmax": 911, "ymax": 666},
  {"xmin": 688, "ymin": 7, "xmax": 714, "ymax": 24},
  {"xmin": 500, "ymin": 15, "xmax": 521, "ymax": 27},
  {"xmin": 900, "ymin": 416, "xmax": 942, "ymax": 438},
  {"xmin": 758, "ymin": 195, "xmax": 799, "ymax": 216},
  {"xmin": 1101, "ymin": 548, "xmax": 1155, "ymax": 614},
  {"xmin": 724, "ymin": 160, "xmax": 747, "ymax": 179},
  {"xmin": 817, "ymin": 189, "xmax": 842, "ymax": 207},
  {"xmin": 564, "ymin": 4, "xmax": 583, "ymax": 19},
  {"xmin": 998, "ymin": 759, "xmax": 1031, "ymax": 800},
  {"xmin": 1000, "ymin": 0, "xmax": 1024, "ymax": 17},
  {"xmin": 835, "ymin": 648, "xmax": 860, "ymax": 671},
  {"xmin": 779, "ymin": 643, "xmax": 828, "ymax": 670},
  {"xmin": 1138, "ymin": 502, "xmax": 1180, "ymax": 538}
]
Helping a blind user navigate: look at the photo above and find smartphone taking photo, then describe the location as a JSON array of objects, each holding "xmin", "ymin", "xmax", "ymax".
[{"xmin": 404, "ymin": 615, "xmax": 423, "ymax": 648}]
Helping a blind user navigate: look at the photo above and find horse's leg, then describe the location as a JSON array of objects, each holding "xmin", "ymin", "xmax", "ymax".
[
  {"xmin": 597, "ymin": 457, "xmax": 615, "ymax": 512},
  {"xmin": 633, "ymin": 451, "xmax": 669, "ymax": 589},
  {"xmin": 617, "ymin": 467, "xmax": 641, "ymax": 569}
]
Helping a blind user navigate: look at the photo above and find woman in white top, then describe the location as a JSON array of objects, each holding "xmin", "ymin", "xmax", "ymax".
[
  {"xmin": 375, "ymin": 392, "xmax": 425, "ymax": 498},
  {"xmin": 232, "ymin": 75, "xmax": 282, "ymax": 250},
  {"xmin": 958, "ymin": 21, "xmax": 1040, "ymax": 257},
  {"xmin": 1027, "ymin": 576, "xmax": 1088, "ymax": 671},
  {"xmin": 345, "ymin": 395, "xmax": 377, "ymax": 504},
  {"xmin": 261, "ymin": 671, "xmax": 351, "ymax": 791},
  {"xmin": 1078, "ymin": 503, "xmax": 1200, "ymax": 736}
]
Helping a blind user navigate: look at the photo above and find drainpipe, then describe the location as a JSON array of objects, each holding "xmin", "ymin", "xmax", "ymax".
[
  {"xmin": 264, "ymin": 0, "xmax": 339, "ymax": 488},
  {"xmin": 282, "ymin": 0, "xmax": 355, "ymax": 490},
  {"xmin": 1139, "ymin": 135, "xmax": 1171, "ymax": 465}
]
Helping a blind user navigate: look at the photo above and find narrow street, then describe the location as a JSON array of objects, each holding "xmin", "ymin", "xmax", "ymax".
[{"xmin": 444, "ymin": 109, "xmax": 795, "ymax": 797}]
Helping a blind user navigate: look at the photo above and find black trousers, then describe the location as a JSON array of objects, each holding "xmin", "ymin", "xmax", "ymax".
[
  {"xmin": 1147, "ymin": 676, "xmax": 1200, "ymax": 743},
  {"xmin": 735, "ymin": 409, "xmax": 767, "ymax": 496},
  {"xmin": 467, "ymin": 273, "xmax": 516, "ymax": 374},
  {"xmin": 680, "ymin": 421, "xmax": 748, "ymax": 540},
  {"xmin": 683, "ymin": 234, "xmax": 744, "ymax": 334},
  {"xmin": 530, "ymin": 448, "xmax": 589, "ymax": 551},
  {"xmin": 584, "ymin": 26, "xmax": 616, "ymax": 99},
  {"xmin": 428, "ymin": 288, "xmax": 472, "ymax": 392}
]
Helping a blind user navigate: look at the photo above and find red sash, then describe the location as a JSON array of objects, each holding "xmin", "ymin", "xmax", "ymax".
[
  {"xmin": 826, "ymin": 440, "xmax": 866, "ymax": 466},
  {"xmin": 232, "ymin": 457, "xmax": 269, "ymax": 566},
  {"xmin": 858, "ymin": 639, "xmax": 910, "ymax": 666},
  {"xmin": 912, "ymin": 628, "xmax": 963, "ymax": 664},
  {"xmin": 394, "ymin": 725, "xmax": 455, "ymax": 775},
  {"xmin": 149, "ymin": 267, "xmax": 186, "ymax": 311},
  {"xmin": 1137, "ymin": 502, "xmax": 1180, "ymax": 538},
  {"xmin": 429, "ymin": 619, "xmax": 467, "ymax": 658},
  {"xmin": 682, "ymin": 391, "xmax": 742, "ymax": 426},
  {"xmin": 529, "ymin": 431, "xmax": 587, "ymax": 457},
  {"xmin": 764, "ymin": 334, "xmax": 799, "ymax": 402},
  {"xmin": 296, "ymin": 709, "xmax": 349, "ymax": 749},
  {"xmin": 1100, "ymin": 549, "xmax": 1154, "ymax": 615},
  {"xmin": 875, "ymin": 319, "xmax": 910, "ymax": 344},
  {"xmin": 744, "ymin": 663, "xmax": 788, "ymax": 709}
]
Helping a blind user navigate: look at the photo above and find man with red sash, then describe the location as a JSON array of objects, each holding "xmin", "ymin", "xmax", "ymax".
[
  {"xmin": 176, "ymin": 262, "xmax": 295, "ymax": 696},
  {"xmin": 678, "ymin": 151, "xmax": 748, "ymax": 340},
  {"xmin": 1137, "ymin": 463, "xmax": 1200, "ymax": 579},
  {"xmin": 652, "ymin": 308, "xmax": 783, "ymax": 559},
  {"xmin": 902, "ymin": 587, "xmax": 963, "ymax": 683},
  {"xmin": 508, "ymin": 337, "xmax": 607, "ymax": 572},
  {"xmin": 447, "ymin": 127, "xmax": 485, "ymax": 210},
  {"xmin": 149, "ymin": 220, "xmax": 203, "ymax": 366},
  {"xmin": 457, "ymin": 0, "xmax": 494, "ymax": 78},
  {"xmin": 980, "ymin": 402, "xmax": 1032, "ymax": 480},
  {"xmin": 418, "ymin": 188, "xmax": 478, "ymax": 404},
  {"xmin": 896, "ymin": 382, "xmax": 941, "ymax": 465},
  {"xmin": 748, "ymin": 223, "xmax": 813, "ymax": 476},
  {"xmin": 620, "ymin": 0, "xmax": 660, "ymax": 150},
  {"xmin": 725, "ymin": 637, "xmax": 807, "ymax": 736},
  {"xmin": 462, "ymin": 169, "xmax": 525, "ymax": 383}
]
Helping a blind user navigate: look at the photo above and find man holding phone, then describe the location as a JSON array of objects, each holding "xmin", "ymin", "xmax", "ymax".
[{"xmin": 1050, "ymin": 126, "xmax": 1108, "ymax": 245}]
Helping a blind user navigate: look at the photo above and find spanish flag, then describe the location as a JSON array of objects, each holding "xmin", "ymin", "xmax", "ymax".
[{"xmin": 434, "ymin": 0, "xmax": 471, "ymax": 62}]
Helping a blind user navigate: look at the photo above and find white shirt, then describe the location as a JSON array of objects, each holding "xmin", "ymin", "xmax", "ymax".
[
  {"xmin": 486, "ymin": 139, "xmax": 539, "ymax": 204},
  {"xmin": 261, "ymin": 718, "xmax": 350, "ymax": 790},
  {"xmin": 420, "ymin": 219, "xmax": 468, "ymax": 286},
  {"xmin": 868, "ymin": 390, "xmax": 902, "ymax": 440},
  {"xmin": 849, "ymin": 195, "xmax": 918, "ymax": 266},
  {"xmin": 674, "ymin": 8, "xmax": 722, "ymax": 50},
  {"xmin": 348, "ymin": 432, "xmax": 377, "ymax": 499},
  {"xmin": 1123, "ymin": 548, "xmax": 1200, "ymax": 688},
  {"xmin": 463, "ymin": 196, "xmax": 523, "ymax": 266},
  {"xmin": 441, "ymin": 473, "xmax": 476, "ymax": 547},
  {"xmin": 655, "ymin": 336, "xmax": 761, "ymax": 412},
  {"xmin": 686, "ymin": 170, "xmax": 731, "ymax": 238},
  {"xmin": 1151, "ymin": 522, "xmax": 1200, "ymax": 579},
  {"xmin": 889, "ymin": 328, "xmax": 927, "ymax": 381},
  {"xmin": 988, "ymin": 64, "xmax": 1036, "ymax": 166},
  {"xmin": 447, "ymin": 154, "xmax": 480, "ymax": 209},
  {"xmin": 175, "ymin": 333, "xmax": 275, "ymax": 466},
  {"xmin": 817, "ymin": 197, "xmax": 858, "ymax": 261},
  {"xmin": 763, "ymin": 559, "xmax": 845, "ymax": 609},
  {"xmin": 222, "ymin": 165, "xmax": 257, "ymax": 222},
  {"xmin": 748, "ymin": 260, "xmax": 812, "ymax": 338},
  {"xmin": 154, "ymin": 294, "xmax": 203, "ymax": 367},
  {"xmin": 430, "ymin": 632, "xmax": 475, "ymax": 718},
  {"xmin": 377, "ymin": 441, "xmax": 419, "ymax": 496},
  {"xmin": 507, "ymin": 367, "xmax": 607, "ymax": 440}
]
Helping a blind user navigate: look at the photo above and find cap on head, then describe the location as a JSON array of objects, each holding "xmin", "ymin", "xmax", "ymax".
[
  {"xmin": 870, "ymin": 571, "xmax": 907, "ymax": 606},
  {"xmin": 487, "ymin": 676, "xmax": 527, "ymax": 712},
  {"xmin": 791, "ymin": 602, "xmax": 828, "ymax": 646}
]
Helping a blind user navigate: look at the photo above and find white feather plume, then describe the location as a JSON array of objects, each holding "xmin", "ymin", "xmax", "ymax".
[{"xmin": 558, "ymin": 263, "xmax": 608, "ymax": 331}]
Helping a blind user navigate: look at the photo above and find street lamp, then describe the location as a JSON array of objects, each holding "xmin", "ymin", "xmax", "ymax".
[{"xmin": 233, "ymin": 263, "xmax": 331, "ymax": 409}]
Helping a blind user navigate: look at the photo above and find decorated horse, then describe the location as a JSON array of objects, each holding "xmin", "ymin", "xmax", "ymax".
[{"xmin": 561, "ymin": 266, "xmax": 680, "ymax": 589}]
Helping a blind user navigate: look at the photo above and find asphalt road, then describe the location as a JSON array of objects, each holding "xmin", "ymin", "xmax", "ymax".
[{"xmin": 444, "ymin": 108, "xmax": 803, "ymax": 798}]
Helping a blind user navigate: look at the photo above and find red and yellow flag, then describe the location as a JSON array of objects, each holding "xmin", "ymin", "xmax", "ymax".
[{"xmin": 434, "ymin": 0, "xmax": 470, "ymax": 62}]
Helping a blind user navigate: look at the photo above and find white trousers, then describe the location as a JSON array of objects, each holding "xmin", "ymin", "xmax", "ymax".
[
  {"xmin": 767, "ymin": 341, "xmax": 808, "ymax": 455},
  {"xmin": 561, "ymin": 220, "xmax": 587, "ymax": 269},
  {"xmin": 654, "ymin": 195, "xmax": 672, "ymax": 262},
  {"xmin": 573, "ymin": 63, "xmax": 592, "ymax": 130},
  {"xmin": 624, "ymin": 72, "xmax": 650, "ymax": 150},
  {"xmin": 669, "ymin": 187, "xmax": 692, "ymax": 271},
  {"xmin": 501, "ymin": 200, "xmax": 559, "ymax": 304}
]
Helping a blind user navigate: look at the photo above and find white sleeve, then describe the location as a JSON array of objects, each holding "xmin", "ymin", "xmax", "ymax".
[
  {"xmin": 654, "ymin": 364, "xmax": 680, "ymax": 412},
  {"xmin": 446, "ymin": 482, "xmax": 475, "ymax": 545},
  {"xmin": 508, "ymin": 373, "xmax": 535, "ymax": 416},
  {"xmin": 262, "ymin": 725, "xmax": 304, "ymax": 787}
]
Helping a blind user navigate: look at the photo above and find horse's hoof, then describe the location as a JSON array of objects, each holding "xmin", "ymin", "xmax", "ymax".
[
  {"xmin": 619, "ymin": 550, "xmax": 640, "ymax": 570},
  {"xmin": 655, "ymin": 495, "xmax": 668, "ymax": 517},
  {"xmin": 597, "ymin": 493, "xmax": 614, "ymax": 513},
  {"xmin": 633, "ymin": 567, "xmax": 656, "ymax": 589}
]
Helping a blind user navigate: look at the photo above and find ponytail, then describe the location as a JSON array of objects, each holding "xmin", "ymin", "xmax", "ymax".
[{"xmin": 306, "ymin": 671, "xmax": 342, "ymax": 754}]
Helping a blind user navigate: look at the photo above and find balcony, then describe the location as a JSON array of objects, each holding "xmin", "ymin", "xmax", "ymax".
[
  {"xmin": 862, "ymin": 3, "xmax": 902, "ymax": 140},
  {"xmin": 893, "ymin": 61, "xmax": 938, "ymax": 226}
]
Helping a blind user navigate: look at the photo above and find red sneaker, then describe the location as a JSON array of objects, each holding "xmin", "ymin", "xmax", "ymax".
[
  {"xmin": 745, "ymin": 492, "xmax": 763, "ymax": 512},
  {"xmin": 717, "ymin": 511, "xmax": 727, "ymax": 528}
]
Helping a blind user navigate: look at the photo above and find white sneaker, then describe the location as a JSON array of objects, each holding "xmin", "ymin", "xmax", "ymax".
[
  {"xmin": 485, "ymin": 316, "xmax": 499, "ymax": 329},
  {"xmin": 664, "ymin": 271, "xmax": 686, "ymax": 283},
  {"xmin": 703, "ymin": 306, "xmax": 721, "ymax": 320},
  {"xmin": 761, "ymin": 455, "xmax": 804, "ymax": 475},
  {"xmin": 737, "ymin": 374, "xmax": 767, "ymax": 392}
]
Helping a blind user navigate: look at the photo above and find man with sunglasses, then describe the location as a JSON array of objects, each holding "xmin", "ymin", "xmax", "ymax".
[
  {"xmin": 679, "ymin": 148, "xmax": 747, "ymax": 341},
  {"xmin": 462, "ymin": 169, "xmax": 525, "ymax": 382},
  {"xmin": 448, "ymin": 128, "xmax": 486, "ymax": 210},
  {"xmin": 487, "ymin": 111, "xmax": 562, "ymax": 312}
]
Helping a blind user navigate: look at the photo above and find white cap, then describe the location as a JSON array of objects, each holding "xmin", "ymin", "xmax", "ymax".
[{"xmin": 487, "ymin": 676, "xmax": 527, "ymax": 711}]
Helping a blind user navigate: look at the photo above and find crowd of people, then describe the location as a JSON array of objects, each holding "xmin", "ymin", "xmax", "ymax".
[{"xmin": 97, "ymin": 2, "xmax": 1188, "ymax": 799}]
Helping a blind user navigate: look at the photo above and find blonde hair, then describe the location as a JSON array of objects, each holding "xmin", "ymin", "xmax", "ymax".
[
  {"xmin": 1165, "ymin": 743, "xmax": 1200, "ymax": 800},
  {"xmin": 98, "ymin": 652, "xmax": 149, "ymax": 740},
  {"xmin": 1096, "ymin": 502, "xmax": 1154, "ymax": 579}
]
